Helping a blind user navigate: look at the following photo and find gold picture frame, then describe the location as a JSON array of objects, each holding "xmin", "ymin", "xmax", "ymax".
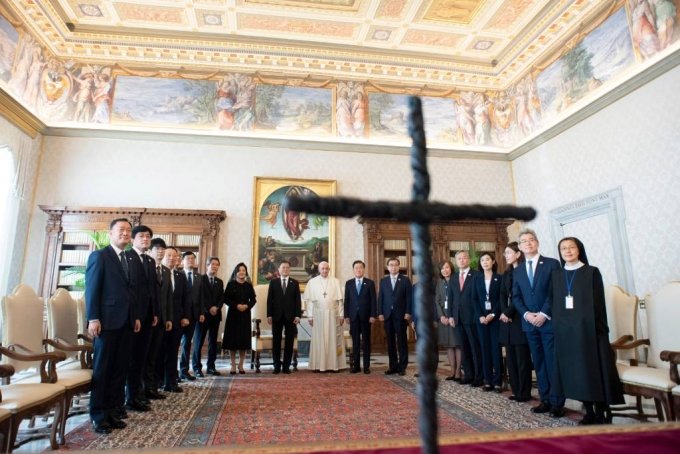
[{"xmin": 252, "ymin": 177, "xmax": 336, "ymax": 289}]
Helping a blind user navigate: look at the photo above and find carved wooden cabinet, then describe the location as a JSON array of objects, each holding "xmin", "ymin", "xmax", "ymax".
[
  {"xmin": 359, "ymin": 218, "xmax": 513, "ymax": 350},
  {"xmin": 38, "ymin": 205, "xmax": 226, "ymax": 298}
]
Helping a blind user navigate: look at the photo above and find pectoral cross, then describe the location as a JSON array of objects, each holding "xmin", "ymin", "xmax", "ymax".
[
  {"xmin": 285, "ymin": 96, "xmax": 536, "ymax": 454},
  {"xmin": 322, "ymin": 291, "xmax": 327, "ymax": 298}
]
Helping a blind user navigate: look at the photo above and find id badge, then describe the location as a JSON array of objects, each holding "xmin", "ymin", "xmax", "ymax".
[
  {"xmin": 565, "ymin": 295, "xmax": 574, "ymax": 310},
  {"xmin": 444, "ymin": 299, "xmax": 448, "ymax": 310},
  {"xmin": 485, "ymin": 300, "xmax": 491, "ymax": 311}
]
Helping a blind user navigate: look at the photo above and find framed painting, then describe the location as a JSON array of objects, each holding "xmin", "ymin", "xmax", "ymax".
[{"xmin": 252, "ymin": 177, "xmax": 336, "ymax": 288}]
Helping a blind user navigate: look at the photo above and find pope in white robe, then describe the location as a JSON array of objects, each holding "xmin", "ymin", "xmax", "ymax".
[{"xmin": 303, "ymin": 261, "xmax": 347, "ymax": 371}]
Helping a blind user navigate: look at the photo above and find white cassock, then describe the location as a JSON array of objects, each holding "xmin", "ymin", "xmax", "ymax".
[{"xmin": 303, "ymin": 275, "xmax": 347, "ymax": 371}]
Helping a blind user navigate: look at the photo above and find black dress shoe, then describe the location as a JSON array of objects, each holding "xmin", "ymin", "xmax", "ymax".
[
  {"xmin": 550, "ymin": 406, "xmax": 566, "ymax": 418},
  {"xmin": 398, "ymin": 370, "xmax": 406, "ymax": 376},
  {"xmin": 92, "ymin": 421, "xmax": 112, "ymax": 434},
  {"xmin": 126, "ymin": 399, "xmax": 151, "ymax": 412},
  {"xmin": 146, "ymin": 389, "xmax": 166, "ymax": 400},
  {"xmin": 493, "ymin": 388, "xmax": 503, "ymax": 393},
  {"xmin": 194, "ymin": 370, "xmax": 205, "ymax": 378},
  {"xmin": 508, "ymin": 395, "xmax": 517, "ymax": 401},
  {"xmin": 282, "ymin": 369, "xmax": 291, "ymax": 374},
  {"xmin": 273, "ymin": 368, "xmax": 281, "ymax": 375},
  {"xmin": 515, "ymin": 396, "xmax": 531, "ymax": 403},
  {"xmin": 460, "ymin": 378, "xmax": 472, "ymax": 385},
  {"xmin": 163, "ymin": 385, "xmax": 183, "ymax": 393},
  {"xmin": 350, "ymin": 368, "xmax": 360, "ymax": 374},
  {"xmin": 363, "ymin": 369, "xmax": 371, "ymax": 374},
  {"xmin": 470, "ymin": 380, "xmax": 483, "ymax": 387},
  {"xmin": 445, "ymin": 376, "xmax": 456, "ymax": 381},
  {"xmin": 207, "ymin": 369, "xmax": 221, "ymax": 376},
  {"xmin": 108, "ymin": 416, "xmax": 127, "ymax": 429},
  {"xmin": 384, "ymin": 369, "xmax": 397, "ymax": 375},
  {"xmin": 531, "ymin": 402, "xmax": 552, "ymax": 414},
  {"xmin": 482, "ymin": 385, "xmax": 494, "ymax": 392},
  {"xmin": 180, "ymin": 373, "xmax": 196, "ymax": 381},
  {"xmin": 114, "ymin": 407, "xmax": 128, "ymax": 420},
  {"xmin": 578, "ymin": 414, "xmax": 597, "ymax": 425},
  {"xmin": 453, "ymin": 377, "xmax": 462, "ymax": 383}
]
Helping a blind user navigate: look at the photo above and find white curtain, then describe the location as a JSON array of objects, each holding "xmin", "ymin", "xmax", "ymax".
[{"xmin": 0, "ymin": 146, "xmax": 17, "ymax": 297}]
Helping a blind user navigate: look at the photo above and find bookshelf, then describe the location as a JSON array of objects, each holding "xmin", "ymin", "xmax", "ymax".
[{"xmin": 38, "ymin": 206, "xmax": 226, "ymax": 298}]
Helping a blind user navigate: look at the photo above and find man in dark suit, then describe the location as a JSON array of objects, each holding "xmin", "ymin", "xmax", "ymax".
[
  {"xmin": 144, "ymin": 238, "xmax": 172, "ymax": 400},
  {"xmin": 512, "ymin": 228, "xmax": 565, "ymax": 417},
  {"xmin": 86, "ymin": 218, "xmax": 141, "ymax": 434},
  {"xmin": 448, "ymin": 250, "xmax": 483, "ymax": 386},
  {"xmin": 193, "ymin": 257, "xmax": 224, "ymax": 376},
  {"xmin": 125, "ymin": 225, "xmax": 157, "ymax": 412},
  {"xmin": 343, "ymin": 260, "xmax": 377, "ymax": 374},
  {"xmin": 266, "ymin": 260, "xmax": 302, "ymax": 374},
  {"xmin": 378, "ymin": 257, "xmax": 412, "ymax": 376},
  {"xmin": 180, "ymin": 251, "xmax": 202, "ymax": 381},
  {"xmin": 160, "ymin": 247, "xmax": 190, "ymax": 392}
]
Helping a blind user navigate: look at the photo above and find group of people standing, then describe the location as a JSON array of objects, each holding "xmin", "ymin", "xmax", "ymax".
[
  {"xmin": 85, "ymin": 218, "xmax": 256, "ymax": 434},
  {"xmin": 429, "ymin": 229, "xmax": 624, "ymax": 425},
  {"xmin": 86, "ymin": 217, "xmax": 623, "ymax": 434}
]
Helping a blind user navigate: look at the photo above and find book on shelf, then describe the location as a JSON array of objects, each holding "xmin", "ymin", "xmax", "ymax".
[{"xmin": 63, "ymin": 231, "xmax": 92, "ymax": 245}]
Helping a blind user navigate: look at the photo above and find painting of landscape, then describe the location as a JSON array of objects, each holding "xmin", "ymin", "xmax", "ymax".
[{"xmin": 254, "ymin": 85, "xmax": 333, "ymax": 136}]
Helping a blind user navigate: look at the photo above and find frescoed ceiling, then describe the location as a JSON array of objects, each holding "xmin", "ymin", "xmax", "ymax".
[{"xmin": 4, "ymin": 0, "xmax": 614, "ymax": 90}]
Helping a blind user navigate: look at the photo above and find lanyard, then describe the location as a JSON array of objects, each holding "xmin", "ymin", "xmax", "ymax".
[{"xmin": 564, "ymin": 269, "xmax": 578, "ymax": 296}]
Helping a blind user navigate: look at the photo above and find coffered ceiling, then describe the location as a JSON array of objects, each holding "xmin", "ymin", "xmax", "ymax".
[{"xmin": 5, "ymin": 0, "xmax": 611, "ymax": 89}]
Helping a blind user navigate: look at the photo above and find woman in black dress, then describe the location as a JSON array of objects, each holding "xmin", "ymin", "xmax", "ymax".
[
  {"xmin": 551, "ymin": 237, "xmax": 624, "ymax": 424},
  {"xmin": 222, "ymin": 263, "xmax": 256, "ymax": 374},
  {"xmin": 499, "ymin": 242, "xmax": 532, "ymax": 402}
]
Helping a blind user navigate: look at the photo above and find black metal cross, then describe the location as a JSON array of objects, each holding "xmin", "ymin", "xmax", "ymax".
[{"xmin": 285, "ymin": 96, "xmax": 535, "ymax": 454}]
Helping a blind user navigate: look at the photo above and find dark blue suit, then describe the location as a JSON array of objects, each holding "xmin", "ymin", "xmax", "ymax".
[
  {"xmin": 378, "ymin": 274, "xmax": 412, "ymax": 373},
  {"xmin": 472, "ymin": 272, "xmax": 502, "ymax": 387},
  {"xmin": 448, "ymin": 269, "xmax": 482, "ymax": 384},
  {"xmin": 86, "ymin": 245, "xmax": 138, "ymax": 425},
  {"xmin": 344, "ymin": 277, "xmax": 377, "ymax": 371},
  {"xmin": 162, "ymin": 269, "xmax": 190, "ymax": 388},
  {"xmin": 512, "ymin": 255, "xmax": 564, "ymax": 407}
]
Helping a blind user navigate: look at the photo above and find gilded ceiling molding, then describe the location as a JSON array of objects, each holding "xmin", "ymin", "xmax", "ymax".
[
  {"xmin": 252, "ymin": 73, "xmax": 334, "ymax": 88},
  {"xmin": 114, "ymin": 64, "xmax": 222, "ymax": 80},
  {"xmin": 364, "ymin": 80, "xmax": 458, "ymax": 97},
  {"xmin": 0, "ymin": 88, "xmax": 46, "ymax": 138}
]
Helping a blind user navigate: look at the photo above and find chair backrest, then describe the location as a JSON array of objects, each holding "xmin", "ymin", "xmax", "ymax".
[
  {"xmin": 1, "ymin": 284, "xmax": 44, "ymax": 372},
  {"xmin": 76, "ymin": 296, "xmax": 87, "ymax": 337},
  {"xmin": 645, "ymin": 281, "xmax": 680, "ymax": 369},
  {"xmin": 46, "ymin": 289, "xmax": 80, "ymax": 346},
  {"xmin": 605, "ymin": 285, "xmax": 639, "ymax": 362},
  {"xmin": 252, "ymin": 284, "xmax": 270, "ymax": 331}
]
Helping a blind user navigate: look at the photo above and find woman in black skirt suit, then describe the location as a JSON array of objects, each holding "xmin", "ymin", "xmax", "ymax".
[
  {"xmin": 222, "ymin": 263, "xmax": 256, "ymax": 374},
  {"xmin": 499, "ymin": 242, "xmax": 532, "ymax": 402}
]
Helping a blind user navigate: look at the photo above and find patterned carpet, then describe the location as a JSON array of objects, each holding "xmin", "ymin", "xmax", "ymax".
[{"xmin": 60, "ymin": 365, "xmax": 580, "ymax": 451}]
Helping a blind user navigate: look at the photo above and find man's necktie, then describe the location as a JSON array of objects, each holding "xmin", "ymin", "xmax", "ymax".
[
  {"xmin": 356, "ymin": 279, "xmax": 361, "ymax": 294},
  {"xmin": 210, "ymin": 277, "xmax": 215, "ymax": 286},
  {"xmin": 156, "ymin": 265, "xmax": 162, "ymax": 284},
  {"xmin": 119, "ymin": 251, "xmax": 129, "ymax": 280},
  {"xmin": 527, "ymin": 260, "xmax": 534, "ymax": 286},
  {"xmin": 188, "ymin": 271, "xmax": 193, "ymax": 290},
  {"xmin": 282, "ymin": 278, "xmax": 287, "ymax": 294},
  {"xmin": 391, "ymin": 277, "xmax": 396, "ymax": 290},
  {"xmin": 459, "ymin": 271, "xmax": 465, "ymax": 290}
]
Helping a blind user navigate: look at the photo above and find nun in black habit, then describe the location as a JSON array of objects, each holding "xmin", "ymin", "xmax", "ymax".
[{"xmin": 550, "ymin": 237, "xmax": 624, "ymax": 425}]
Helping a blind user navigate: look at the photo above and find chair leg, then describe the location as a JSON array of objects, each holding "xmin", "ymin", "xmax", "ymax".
[
  {"xmin": 8, "ymin": 416, "xmax": 19, "ymax": 453},
  {"xmin": 255, "ymin": 351, "xmax": 261, "ymax": 373},
  {"xmin": 654, "ymin": 399, "xmax": 665, "ymax": 422},
  {"xmin": 50, "ymin": 400, "xmax": 64, "ymax": 450},
  {"xmin": 293, "ymin": 349, "xmax": 298, "ymax": 371},
  {"xmin": 250, "ymin": 350, "xmax": 255, "ymax": 370},
  {"xmin": 660, "ymin": 394, "xmax": 673, "ymax": 421}
]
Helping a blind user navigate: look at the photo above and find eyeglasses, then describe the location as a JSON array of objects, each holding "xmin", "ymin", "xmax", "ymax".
[{"xmin": 519, "ymin": 238, "xmax": 536, "ymax": 244}]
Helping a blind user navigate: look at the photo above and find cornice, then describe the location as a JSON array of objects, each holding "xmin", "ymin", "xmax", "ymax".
[{"xmin": 0, "ymin": 88, "xmax": 47, "ymax": 138}]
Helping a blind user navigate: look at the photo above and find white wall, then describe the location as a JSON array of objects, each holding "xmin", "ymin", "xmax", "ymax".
[
  {"xmin": 512, "ymin": 64, "xmax": 680, "ymax": 297},
  {"xmin": 21, "ymin": 137, "xmax": 514, "ymax": 287}
]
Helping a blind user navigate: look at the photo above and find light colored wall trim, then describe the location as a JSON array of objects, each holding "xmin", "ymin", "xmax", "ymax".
[{"xmin": 549, "ymin": 187, "xmax": 635, "ymax": 294}]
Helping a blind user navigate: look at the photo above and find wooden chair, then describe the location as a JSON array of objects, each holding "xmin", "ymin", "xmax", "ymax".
[
  {"xmin": 45, "ymin": 289, "xmax": 93, "ymax": 444},
  {"xmin": 0, "ymin": 365, "xmax": 14, "ymax": 452},
  {"xmin": 660, "ymin": 350, "xmax": 680, "ymax": 421},
  {"xmin": 0, "ymin": 285, "xmax": 66, "ymax": 452},
  {"xmin": 613, "ymin": 282, "xmax": 680, "ymax": 421},
  {"xmin": 251, "ymin": 284, "xmax": 298, "ymax": 372}
]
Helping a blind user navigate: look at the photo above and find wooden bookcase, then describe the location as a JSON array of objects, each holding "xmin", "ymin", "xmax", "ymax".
[
  {"xmin": 38, "ymin": 205, "xmax": 226, "ymax": 298},
  {"xmin": 359, "ymin": 218, "xmax": 513, "ymax": 350}
]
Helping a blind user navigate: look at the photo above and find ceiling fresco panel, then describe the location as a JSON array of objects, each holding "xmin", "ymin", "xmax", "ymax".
[
  {"xmin": 238, "ymin": 14, "xmax": 357, "ymax": 38},
  {"xmin": 374, "ymin": 0, "xmax": 410, "ymax": 20},
  {"xmin": 422, "ymin": 0, "xmax": 484, "ymax": 24},
  {"xmin": 114, "ymin": 3, "xmax": 186, "ymax": 25},
  {"xmin": 401, "ymin": 29, "xmax": 464, "ymax": 47},
  {"xmin": 484, "ymin": 0, "xmax": 538, "ymax": 30}
]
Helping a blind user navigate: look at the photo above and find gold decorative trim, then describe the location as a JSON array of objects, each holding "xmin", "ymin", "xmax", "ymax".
[{"xmin": 0, "ymin": 88, "xmax": 46, "ymax": 138}]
